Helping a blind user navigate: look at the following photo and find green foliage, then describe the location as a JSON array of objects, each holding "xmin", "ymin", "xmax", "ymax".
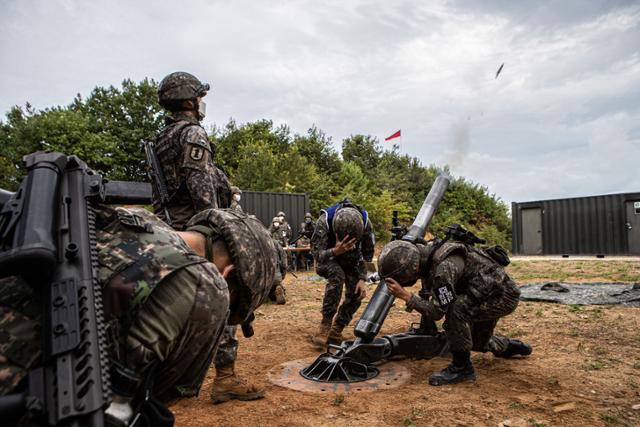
[
  {"xmin": 1, "ymin": 78, "xmax": 511, "ymax": 246},
  {"xmin": 0, "ymin": 78, "xmax": 161, "ymax": 190}
]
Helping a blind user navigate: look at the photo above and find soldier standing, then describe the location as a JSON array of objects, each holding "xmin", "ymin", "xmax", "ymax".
[
  {"xmin": 270, "ymin": 211, "xmax": 292, "ymax": 243},
  {"xmin": 153, "ymin": 71, "xmax": 231, "ymax": 229},
  {"xmin": 153, "ymin": 71, "xmax": 261, "ymax": 404},
  {"xmin": 378, "ymin": 225, "xmax": 532, "ymax": 386},
  {"xmin": 310, "ymin": 199, "xmax": 375, "ymax": 348},
  {"xmin": 296, "ymin": 212, "xmax": 315, "ymax": 270},
  {"xmin": 230, "ymin": 186, "xmax": 243, "ymax": 212}
]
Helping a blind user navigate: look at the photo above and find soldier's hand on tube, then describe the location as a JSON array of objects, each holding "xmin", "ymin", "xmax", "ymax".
[
  {"xmin": 386, "ymin": 278, "xmax": 412, "ymax": 302},
  {"xmin": 333, "ymin": 234, "xmax": 357, "ymax": 256},
  {"xmin": 355, "ymin": 280, "xmax": 367, "ymax": 300}
]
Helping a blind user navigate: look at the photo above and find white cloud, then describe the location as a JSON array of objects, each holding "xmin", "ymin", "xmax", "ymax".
[{"xmin": 0, "ymin": 0, "xmax": 638, "ymax": 204}]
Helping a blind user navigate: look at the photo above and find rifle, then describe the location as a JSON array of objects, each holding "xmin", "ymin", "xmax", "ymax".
[
  {"xmin": 0, "ymin": 152, "xmax": 111, "ymax": 426},
  {"xmin": 142, "ymin": 140, "xmax": 172, "ymax": 226}
]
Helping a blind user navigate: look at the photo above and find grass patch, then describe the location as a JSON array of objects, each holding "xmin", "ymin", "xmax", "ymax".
[
  {"xmin": 402, "ymin": 407, "xmax": 425, "ymax": 427},
  {"xmin": 581, "ymin": 359, "xmax": 607, "ymax": 371},
  {"xmin": 506, "ymin": 329, "xmax": 528, "ymax": 338},
  {"xmin": 509, "ymin": 402, "xmax": 524, "ymax": 410},
  {"xmin": 600, "ymin": 413, "xmax": 623, "ymax": 425},
  {"xmin": 593, "ymin": 347, "xmax": 609, "ymax": 356},
  {"xmin": 568, "ymin": 304, "xmax": 583, "ymax": 313},
  {"xmin": 527, "ymin": 419, "xmax": 546, "ymax": 427}
]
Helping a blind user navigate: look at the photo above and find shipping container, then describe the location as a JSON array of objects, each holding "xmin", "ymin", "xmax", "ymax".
[
  {"xmin": 512, "ymin": 192, "xmax": 640, "ymax": 255},
  {"xmin": 108, "ymin": 182, "xmax": 311, "ymax": 240},
  {"xmin": 239, "ymin": 191, "xmax": 310, "ymax": 239}
]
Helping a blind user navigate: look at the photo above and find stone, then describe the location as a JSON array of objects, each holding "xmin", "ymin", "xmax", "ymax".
[{"xmin": 553, "ymin": 402, "xmax": 576, "ymax": 413}]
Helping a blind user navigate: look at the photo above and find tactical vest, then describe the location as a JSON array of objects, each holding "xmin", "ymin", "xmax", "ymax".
[
  {"xmin": 153, "ymin": 116, "xmax": 232, "ymax": 226},
  {"xmin": 95, "ymin": 206, "xmax": 207, "ymax": 342},
  {"xmin": 427, "ymin": 241, "xmax": 513, "ymax": 302},
  {"xmin": 155, "ymin": 118, "xmax": 195, "ymax": 202}
]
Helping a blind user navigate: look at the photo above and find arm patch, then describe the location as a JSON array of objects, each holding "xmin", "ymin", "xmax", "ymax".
[{"xmin": 181, "ymin": 126, "xmax": 213, "ymax": 169}]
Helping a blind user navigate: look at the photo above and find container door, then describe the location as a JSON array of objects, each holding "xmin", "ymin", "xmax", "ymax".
[
  {"xmin": 521, "ymin": 208, "xmax": 543, "ymax": 255},
  {"xmin": 626, "ymin": 201, "xmax": 640, "ymax": 255}
]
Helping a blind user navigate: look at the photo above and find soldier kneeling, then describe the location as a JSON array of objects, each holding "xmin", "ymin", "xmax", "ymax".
[{"xmin": 378, "ymin": 225, "xmax": 532, "ymax": 386}]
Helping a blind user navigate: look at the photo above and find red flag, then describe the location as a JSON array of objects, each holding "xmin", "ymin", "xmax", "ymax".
[{"xmin": 384, "ymin": 130, "xmax": 401, "ymax": 141}]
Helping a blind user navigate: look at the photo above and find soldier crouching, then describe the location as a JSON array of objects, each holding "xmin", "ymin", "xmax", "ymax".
[
  {"xmin": 0, "ymin": 206, "xmax": 277, "ymax": 424},
  {"xmin": 378, "ymin": 225, "xmax": 532, "ymax": 386}
]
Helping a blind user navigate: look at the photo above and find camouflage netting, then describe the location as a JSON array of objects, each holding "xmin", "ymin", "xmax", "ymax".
[{"xmin": 519, "ymin": 282, "xmax": 640, "ymax": 306}]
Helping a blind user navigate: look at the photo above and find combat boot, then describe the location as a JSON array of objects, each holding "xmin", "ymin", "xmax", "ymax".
[
  {"xmin": 274, "ymin": 285, "xmax": 286, "ymax": 305},
  {"xmin": 327, "ymin": 323, "xmax": 346, "ymax": 346},
  {"xmin": 428, "ymin": 351, "xmax": 476, "ymax": 386},
  {"xmin": 496, "ymin": 339, "xmax": 532, "ymax": 358},
  {"xmin": 211, "ymin": 362, "xmax": 265, "ymax": 404},
  {"xmin": 310, "ymin": 319, "xmax": 332, "ymax": 349}
]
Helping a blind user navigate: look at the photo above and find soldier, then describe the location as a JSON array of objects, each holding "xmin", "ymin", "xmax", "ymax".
[
  {"xmin": 153, "ymin": 72, "xmax": 262, "ymax": 404},
  {"xmin": 269, "ymin": 243, "xmax": 288, "ymax": 305},
  {"xmin": 0, "ymin": 206, "xmax": 277, "ymax": 423},
  {"xmin": 153, "ymin": 71, "xmax": 232, "ymax": 229},
  {"xmin": 378, "ymin": 225, "xmax": 532, "ymax": 386},
  {"xmin": 230, "ymin": 186, "xmax": 243, "ymax": 212},
  {"xmin": 310, "ymin": 198, "xmax": 375, "ymax": 348},
  {"xmin": 296, "ymin": 212, "xmax": 315, "ymax": 270},
  {"xmin": 270, "ymin": 217, "xmax": 288, "ymax": 248},
  {"xmin": 270, "ymin": 211, "xmax": 292, "ymax": 243}
]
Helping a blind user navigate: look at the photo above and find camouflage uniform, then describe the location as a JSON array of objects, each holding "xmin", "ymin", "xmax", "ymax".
[
  {"xmin": 152, "ymin": 112, "xmax": 231, "ymax": 230},
  {"xmin": 97, "ymin": 206, "xmax": 229, "ymax": 402},
  {"xmin": 297, "ymin": 219, "xmax": 315, "ymax": 247},
  {"xmin": 0, "ymin": 206, "xmax": 230, "ymax": 403},
  {"xmin": 0, "ymin": 276, "xmax": 41, "ymax": 395},
  {"xmin": 230, "ymin": 200, "xmax": 243, "ymax": 212},
  {"xmin": 214, "ymin": 326, "xmax": 238, "ymax": 368},
  {"xmin": 311, "ymin": 212, "xmax": 375, "ymax": 328},
  {"xmin": 268, "ymin": 243, "xmax": 288, "ymax": 302},
  {"xmin": 271, "ymin": 225, "xmax": 288, "ymax": 248},
  {"xmin": 405, "ymin": 241, "xmax": 520, "ymax": 355}
]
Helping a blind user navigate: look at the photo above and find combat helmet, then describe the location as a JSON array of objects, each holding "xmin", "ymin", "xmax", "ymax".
[
  {"xmin": 158, "ymin": 71, "xmax": 210, "ymax": 110},
  {"xmin": 333, "ymin": 206, "xmax": 364, "ymax": 241},
  {"xmin": 378, "ymin": 240, "xmax": 421, "ymax": 286},
  {"xmin": 230, "ymin": 186, "xmax": 242, "ymax": 195},
  {"xmin": 185, "ymin": 209, "xmax": 276, "ymax": 324}
]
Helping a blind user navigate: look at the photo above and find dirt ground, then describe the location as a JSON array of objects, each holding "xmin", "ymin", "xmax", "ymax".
[{"xmin": 171, "ymin": 260, "xmax": 640, "ymax": 427}]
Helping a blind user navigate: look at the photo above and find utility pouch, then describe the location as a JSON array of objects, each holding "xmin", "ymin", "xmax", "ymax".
[
  {"xmin": 483, "ymin": 245, "xmax": 510, "ymax": 266},
  {"xmin": 116, "ymin": 210, "xmax": 154, "ymax": 233}
]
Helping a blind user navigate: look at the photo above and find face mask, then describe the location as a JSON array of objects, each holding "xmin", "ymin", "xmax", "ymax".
[
  {"xmin": 197, "ymin": 99, "xmax": 207, "ymax": 120},
  {"xmin": 233, "ymin": 194, "xmax": 241, "ymax": 202},
  {"xmin": 273, "ymin": 222, "xmax": 280, "ymax": 228}
]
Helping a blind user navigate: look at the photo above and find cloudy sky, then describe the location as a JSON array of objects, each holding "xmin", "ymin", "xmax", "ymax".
[{"xmin": 1, "ymin": 0, "xmax": 639, "ymax": 205}]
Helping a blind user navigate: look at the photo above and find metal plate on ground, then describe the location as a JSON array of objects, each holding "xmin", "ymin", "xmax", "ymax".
[{"xmin": 268, "ymin": 357, "xmax": 411, "ymax": 393}]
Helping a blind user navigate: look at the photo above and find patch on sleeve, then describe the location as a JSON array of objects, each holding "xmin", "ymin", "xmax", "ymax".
[{"xmin": 190, "ymin": 145, "xmax": 205, "ymax": 161}]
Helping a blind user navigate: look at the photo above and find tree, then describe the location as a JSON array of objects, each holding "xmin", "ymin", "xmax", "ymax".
[{"xmin": 0, "ymin": 78, "xmax": 162, "ymax": 189}]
